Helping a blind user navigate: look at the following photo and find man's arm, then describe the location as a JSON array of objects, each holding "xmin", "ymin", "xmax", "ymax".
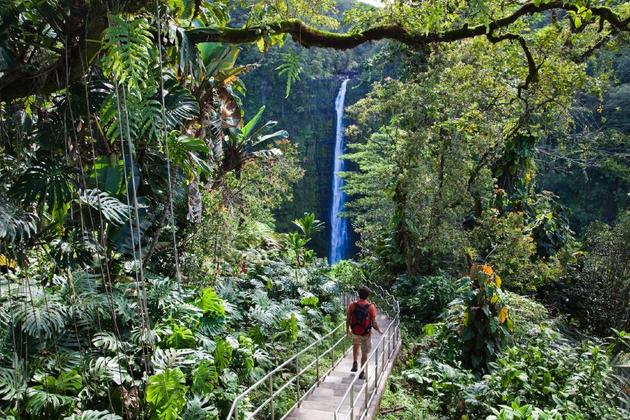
[
  {"xmin": 370, "ymin": 305, "xmax": 384, "ymax": 334},
  {"xmin": 346, "ymin": 303, "xmax": 353, "ymax": 335}
]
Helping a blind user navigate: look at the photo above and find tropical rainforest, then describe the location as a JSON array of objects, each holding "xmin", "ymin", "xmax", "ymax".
[{"xmin": 0, "ymin": 0, "xmax": 629, "ymax": 419}]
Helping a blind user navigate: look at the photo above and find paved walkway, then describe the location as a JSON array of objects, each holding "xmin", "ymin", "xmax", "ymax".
[{"xmin": 286, "ymin": 314, "xmax": 395, "ymax": 420}]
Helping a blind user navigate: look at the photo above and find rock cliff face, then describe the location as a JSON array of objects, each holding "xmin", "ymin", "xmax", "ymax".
[{"xmin": 241, "ymin": 46, "xmax": 371, "ymax": 257}]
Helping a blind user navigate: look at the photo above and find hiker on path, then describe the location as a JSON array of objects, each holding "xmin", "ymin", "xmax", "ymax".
[{"xmin": 346, "ymin": 285, "xmax": 383, "ymax": 379}]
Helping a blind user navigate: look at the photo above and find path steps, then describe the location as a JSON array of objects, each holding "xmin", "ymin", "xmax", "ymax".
[{"xmin": 286, "ymin": 315, "xmax": 394, "ymax": 420}]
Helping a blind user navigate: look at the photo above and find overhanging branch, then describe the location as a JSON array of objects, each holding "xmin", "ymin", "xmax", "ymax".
[
  {"xmin": 185, "ymin": 2, "xmax": 629, "ymax": 50},
  {"xmin": 0, "ymin": 1, "xmax": 628, "ymax": 102}
]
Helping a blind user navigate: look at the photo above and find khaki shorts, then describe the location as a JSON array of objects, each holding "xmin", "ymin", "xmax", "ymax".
[{"xmin": 352, "ymin": 334, "xmax": 372, "ymax": 354}]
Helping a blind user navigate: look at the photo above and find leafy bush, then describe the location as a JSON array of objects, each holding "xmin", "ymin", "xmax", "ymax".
[
  {"xmin": 380, "ymin": 293, "xmax": 629, "ymax": 419},
  {"xmin": 461, "ymin": 264, "xmax": 512, "ymax": 372},
  {"xmin": 541, "ymin": 211, "xmax": 630, "ymax": 335},
  {"xmin": 393, "ymin": 274, "xmax": 460, "ymax": 325},
  {"xmin": 471, "ymin": 210, "xmax": 565, "ymax": 293},
  {"xmin": 146, "ymin": 369, "xmax": 188, "ymax": 420}
]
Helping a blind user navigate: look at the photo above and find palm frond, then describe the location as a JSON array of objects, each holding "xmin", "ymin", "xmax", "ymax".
[
  {"xmin": 78, "ymin": 189, "xmax": 130, "ymax": 226},
  {"xmin": 0, "ymin": 197, "xmax": 37, "ymax": 243},
  {"xmin": 63, "ymin": 410, "xmax": 123, "ymax": 420},
  {"xmin": 13, "ymin": 296, "xmax": 67, "ymax": 340},
  {"xmin": 11, "ymin": 161, "xmax": 77, "ymax": 215},
  {"xmin": 101, "ymin": 16, "xmax": 154, "ymax": 91}
]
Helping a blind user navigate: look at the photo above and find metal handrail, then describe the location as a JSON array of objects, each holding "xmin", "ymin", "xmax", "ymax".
[
  {"xmin": 226, "ymin": 292, "xmax": 356, "ymax": 420},
  {"xmin": 334, "ymin": 285, "xmax": 401, "ymax": 420}
]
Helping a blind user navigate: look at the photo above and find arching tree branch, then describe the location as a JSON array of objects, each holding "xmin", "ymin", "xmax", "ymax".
[
  {"xmin": 486, "ymin": 32, "xmax": 538, "ymax": 97},
  {"xmin": 0, "ymin": 1, "xmax": 628, "ymax": 102},
  {"xmin": 185, "ymin": 2, "xmax": 629, "ymax": 49}
]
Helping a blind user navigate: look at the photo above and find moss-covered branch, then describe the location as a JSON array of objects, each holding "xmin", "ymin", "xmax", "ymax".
[
  {"xmin": 0, "ymin": 1, "xmax": 628, "ymax": 102},
  {"xmin": 186, "ymin": 2, "xmax": 629, "ymax": 50}
]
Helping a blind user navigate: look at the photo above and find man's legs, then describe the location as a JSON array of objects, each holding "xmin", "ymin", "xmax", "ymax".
[
  {"xmin": 351, "ymin": 335, "xmax": 361, "ymax": 372},
  {"xmin": 359, "ymin": 336, "xmax": 372, "ymax": 379}
]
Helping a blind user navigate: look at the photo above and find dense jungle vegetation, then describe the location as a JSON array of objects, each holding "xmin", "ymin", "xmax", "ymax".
[{"xmin": 0, "ymin": 0, "xmax": 629, "ymax": 419}]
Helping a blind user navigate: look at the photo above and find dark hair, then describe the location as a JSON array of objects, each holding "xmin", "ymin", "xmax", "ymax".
[{"xmin": 357, "ymin": 286, "xmax": 371, "ymax": 300}]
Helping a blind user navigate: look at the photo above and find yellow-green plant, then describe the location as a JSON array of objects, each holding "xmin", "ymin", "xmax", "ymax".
[{"xmin": 461, "ymin": 264, "xmax": 512, "ymax": 372}]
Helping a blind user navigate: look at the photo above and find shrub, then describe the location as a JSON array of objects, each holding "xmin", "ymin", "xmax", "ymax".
[
  {"xmin": 541, "ymin": 211, "xmax": 630, "ymax": 335},
  {"xmin": 393, "ymin": 274, "xmax": 461, "ymax": 325},
  {"xmin": 476, "ymin": 331, "xmax": 627, "ymax": 418},
  {"xmin": 460, "ymin": 264, "xmax": 512, "ymax": 372}
]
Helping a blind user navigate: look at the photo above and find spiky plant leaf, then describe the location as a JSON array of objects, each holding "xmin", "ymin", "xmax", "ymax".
[
  {"xmin": 13, "ymin": 297, "xmax": 66, "ymax": 340},
  {"xmin": 276, "ymin": 51, "xmax": 302, "ymax": 97},
  {"xmin": 0, "ymin": 197, "xmax": 37, "ymax": 243},
  {"xmin": 101, "ymin": 16, "xmax": 153, "ymax": 90},
  {"xmin": 11, "ymin": 161, "xmax": 77, "ymax": 216},
  {"xmin": 78, "ymin": 189, "xmax": 130, "ymax": 226},
  {"xmin": 64, "ymin": 410, "xmax": 123, "ymax": 420},
  {"xmin": 146, "ymin": 368, "xmax": 188, "ymax": 420}
]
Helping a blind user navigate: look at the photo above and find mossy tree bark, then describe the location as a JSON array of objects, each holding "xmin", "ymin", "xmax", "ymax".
[{"xmin": 0, "ymin": 1, "xmax": 628, "ymax": 102}]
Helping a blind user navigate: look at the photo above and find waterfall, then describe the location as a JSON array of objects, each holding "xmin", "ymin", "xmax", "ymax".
[{"xmin": 329, "ymin": 78, "xmax": 350, "ymax": 265}]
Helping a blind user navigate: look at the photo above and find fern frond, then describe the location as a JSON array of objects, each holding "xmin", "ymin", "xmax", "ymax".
[
  {"xmin": 13, "ymin": 297, "xmax": 66, "ymax": 340},
  {"xmin": 63, "ymin": 410, "xmax": 123, "ymax": 420},
  {"xmin": 276, "ymin": 51, "xmax": 302, "ymax": 98},
  {"xmin": 101, "ymin": 15, "xmax": 154, "ymax": 91},
  {"xmin": 78, "ymin": 189, "xmax": 131, "ymax": 226},
  {"xmin": 0, "ymin": 197, "xmax": 37, "ymax": 243}
]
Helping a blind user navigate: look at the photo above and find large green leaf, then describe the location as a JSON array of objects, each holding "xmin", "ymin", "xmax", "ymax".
[{"xmin": 146, "ymin": 368, "xmax": 188, "ymax": 420}]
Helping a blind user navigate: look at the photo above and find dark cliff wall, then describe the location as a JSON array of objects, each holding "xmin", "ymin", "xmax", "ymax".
[{"xmin": 240, "ymin": 43, "xmax": 374, "ymax": 257}]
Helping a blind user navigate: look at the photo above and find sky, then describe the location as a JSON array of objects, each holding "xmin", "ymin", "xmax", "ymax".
[{"xmin": 358, "ymin": 0, "xmax": 385, "ymax": 7}]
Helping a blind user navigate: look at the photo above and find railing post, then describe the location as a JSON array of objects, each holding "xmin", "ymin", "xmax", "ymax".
[
  {"xmin": 331, "ymin": 328, "xmax": 335, "ymax": 369},
  {"xmin": 350, "ymin": 380, "xmax": 355, "ymax": 420},
  {"xmin": 387, "ymin": 327, "xmax": 391, "ymax": 358},
  {"xmin": 269, "ymin": 373, "xmax": 274, "ymax": 420},
  {"xmin": 315, "ymin": 339, "xmax": 320, "ymax": 385},
  {"xmin": 381, "ymin": 337, "xmax": 385, "ymax": 374},
  {"xmin": 296, "ymin": 353, "xmax": 301, "ymax": 406},
  {"xmin": 375, "ymin": 345, "xmax": 379, "ymax": 389},
  {"xmin": 364, "ymin": 359, "xmax": 369, "ymax": 412}
]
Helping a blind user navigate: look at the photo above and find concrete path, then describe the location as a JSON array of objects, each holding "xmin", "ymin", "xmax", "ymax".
[{"xmin": 285, "ymin": 314, "xmax": 396, "ymax": 420}]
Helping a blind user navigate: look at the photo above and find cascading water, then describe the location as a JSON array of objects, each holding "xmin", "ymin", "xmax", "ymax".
[{"xmin": 329, "ymin": 78, "xmax": 350, "ymax": 265}]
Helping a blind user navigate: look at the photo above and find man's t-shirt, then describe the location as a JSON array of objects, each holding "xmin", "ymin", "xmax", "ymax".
[{"xmin": 347, "ymin": 299, "xmax": 377, "ymax": 336}]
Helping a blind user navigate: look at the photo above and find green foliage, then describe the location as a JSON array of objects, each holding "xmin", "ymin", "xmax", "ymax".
[
  {"xmin": 146, "ymin": 368, "xmax": 188, "ymax": 420},
  {"xmin": 101, "ymin": 16, "xmax": 154, "ymax": 90},
  {"xmin": 164, "ymin": 323, "xmax": 196, "ymax": 349},
  {"xmin": 0, "ymin": 197, "xmax": 37, "ymax": 244},
  {"xmin": 394, "ymin": 274, "xmax": 461, "ymax": 326},
  {"xmin": 543, "ymin": 211, "xmax": 630, "ymax": 335},
  {"xmin": 384, "ymin": 292, "xmax": 629, "ymax": 419},
  {"xmin": 13, "ymin": 295, "xmax": 67, "ymax": 340},
  {"xmin": 214, "ymin": 338, "xmax": 233, "ymax": 372},
  {"xmin": 196, "ymin": 288, "xmax": 226, "ymax": 318},
  {"xmin": 280, "ymin": 313, "xmax": 299, "ymax": 343},
  {"xmin": 191, "ymin": 361, "xmax": 218, "ymax": 395},
  {"xmin": 11, "ymin": 161, "xmax": 77, "ymax": 218},
  {"xmin": 276, "ymin": 51, "xmax": 302, "ymax": 97},
  {"xmin": 461, "ymin": 264, "xmax": 512, "ymax": 372},
  {"xmin": 78, "ymin": 188, "xmax": 131, "ymax": 226},
  {"xmin": 299, "ymin": 295, "xmax": 319, "ymax": 307}
]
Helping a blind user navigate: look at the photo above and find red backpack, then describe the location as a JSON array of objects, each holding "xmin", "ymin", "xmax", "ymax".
[{"xmin": 350, "ymin": 302, "xmax": 372, "ymax": 335}]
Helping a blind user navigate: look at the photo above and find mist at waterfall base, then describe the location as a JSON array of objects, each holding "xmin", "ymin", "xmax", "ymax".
[{"xmin": 329, "ymin": 78, "xmax": 351, "ymax": 265}]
